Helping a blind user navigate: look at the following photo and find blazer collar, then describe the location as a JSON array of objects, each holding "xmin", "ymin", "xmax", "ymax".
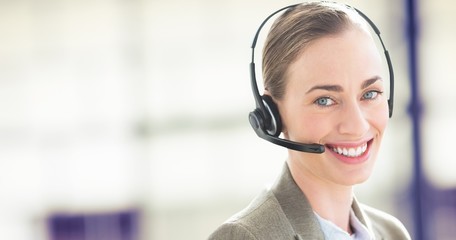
[
  {"xmin": 271, "ymin": 163, "xmax": 377, "ymax": 240},
  {"xmin": 271, "ymin": 163, "xmax": 325, "ymax": 239},
  {"xmin": 352, "ymin": 197, "xmax": 379, "ymax": 239}
]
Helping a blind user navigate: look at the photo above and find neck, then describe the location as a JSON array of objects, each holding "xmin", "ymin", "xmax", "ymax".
[{"xmin": 287, "ymin": 158, "xmax": 354, "ymax": 234}]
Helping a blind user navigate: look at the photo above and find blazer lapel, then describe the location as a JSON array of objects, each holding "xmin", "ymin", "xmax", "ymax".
[
  {"xmin": 352, "ymin": 198, "xmax": 383, "ymax": 240},
  {"xmin": 271, "ymin": 163, "xmax": 325, "ymax": 240}
]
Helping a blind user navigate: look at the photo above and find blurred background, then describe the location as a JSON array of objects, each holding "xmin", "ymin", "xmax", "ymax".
[{"xmin": 0, "ymin": 0, "xmax": 455, "ymax": 239}]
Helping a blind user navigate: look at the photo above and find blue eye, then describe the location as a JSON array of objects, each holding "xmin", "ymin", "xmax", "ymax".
[
  {"xmin": 363, "ymin": 90, "xmax": 381, "ymax": 100},
  {"xmin": 315, "ymin": 97, "xmax": 335, "ymax": 106}
]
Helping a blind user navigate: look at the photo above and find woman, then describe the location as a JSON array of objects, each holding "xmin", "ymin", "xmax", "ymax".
[{"xmin": 209, "ymin": 2, "xmax": 410, "ymax": 239}]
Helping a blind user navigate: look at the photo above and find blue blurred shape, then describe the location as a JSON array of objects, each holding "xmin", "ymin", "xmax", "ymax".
[{"xmin": 47, "ymin": 209, "xmax": 140, "ymax": 240}]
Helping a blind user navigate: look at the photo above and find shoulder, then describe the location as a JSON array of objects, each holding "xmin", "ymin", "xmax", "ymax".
[
  {"xmin": 360, "ymin": 204, "xmax": 411, "ymax": 240},
  {"xmin": 208, "ymin": 189, "xmax": 296, "ymax": 240},
  {"xmin": 208, "ymin": 221, "xmax": 257, "ymax": 240}
]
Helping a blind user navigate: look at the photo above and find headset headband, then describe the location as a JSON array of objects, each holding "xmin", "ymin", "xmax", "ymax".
[{"xmin": 250, "ymin": 3, "xmax": 394, "ymax": 119}]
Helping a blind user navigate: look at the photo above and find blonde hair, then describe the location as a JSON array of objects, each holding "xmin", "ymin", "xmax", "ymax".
[{"xmin": 262, "ymin": 2, "xmax": 368, "ymax": 99}]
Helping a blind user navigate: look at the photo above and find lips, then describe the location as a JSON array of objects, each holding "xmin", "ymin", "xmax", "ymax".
[
  {"xmin": 330, "ymin": 142, "xmax": 367, "ymax": 157},
  {"xmin": 326, "ymin": 139, "xmax": 373, "ymax": 164}
]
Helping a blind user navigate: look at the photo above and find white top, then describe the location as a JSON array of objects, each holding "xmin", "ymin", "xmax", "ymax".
[{"xmin": 315, "ymin": 209, "xmax": 375, "ymax": 240}]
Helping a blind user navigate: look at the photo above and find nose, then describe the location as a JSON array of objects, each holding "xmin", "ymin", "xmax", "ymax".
[{"xmin": 337, "ymin": 101, "xmax": 369, "ymax": 137}]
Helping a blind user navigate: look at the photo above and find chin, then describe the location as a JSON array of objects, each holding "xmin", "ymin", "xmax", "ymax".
[{"xmin": 342, "ymin": 165, "xmax": 375, "ymax": 186}]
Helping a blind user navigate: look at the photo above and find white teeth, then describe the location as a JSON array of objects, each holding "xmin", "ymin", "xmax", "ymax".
[
  {"xmin": 331, "ymin": 143, "xmax": 368, "ymax": 157},
  {"xmin": 343, "ymin": 148, "xmax": 348, "ymax": 156}
]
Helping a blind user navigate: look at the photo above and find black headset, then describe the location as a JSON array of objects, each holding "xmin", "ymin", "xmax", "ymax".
[{"xmin": 248, "ymin": 2, "xmax": 394, "ymax": 154}]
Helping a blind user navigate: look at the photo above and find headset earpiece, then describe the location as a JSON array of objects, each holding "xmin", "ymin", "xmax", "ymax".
[
  {"xmin": 248, "ymin": 95, "xmax": 282, "ymax": 137},
  {"xmin": 261, "ymin": 95, "xmax": 282, "ymax": 137}
]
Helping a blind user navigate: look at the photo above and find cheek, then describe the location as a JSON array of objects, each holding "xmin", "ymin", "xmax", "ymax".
[
  {"xmin": 369, "ymin": 103, "xmax": 390, "ymax": 134},
  {"xmin": 282, "ymin": 110, "xmax": 330, "ymax": 142}
]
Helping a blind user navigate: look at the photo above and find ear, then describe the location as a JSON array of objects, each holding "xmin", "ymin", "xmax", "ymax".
[{"xmin": 269, "ymin": 93, "xmax": 290, "ymax": 136}]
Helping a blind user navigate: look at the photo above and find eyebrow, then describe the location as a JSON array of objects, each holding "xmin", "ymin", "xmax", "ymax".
[
  {"xmin": 306, "ymin": 76, "xmax": 382, "ymax": 94},
  {"xmin": 306, "ymin": 84, "xmax": 342, "ymax": 94},
  {"xmin": 361, "ymin": 76, "xmax": 382, "ymax": 89}
]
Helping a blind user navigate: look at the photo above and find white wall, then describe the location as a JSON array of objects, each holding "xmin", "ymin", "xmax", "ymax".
[{"xmin": 0, "ymin": 0, "xmax": 453, "ymax": 239}]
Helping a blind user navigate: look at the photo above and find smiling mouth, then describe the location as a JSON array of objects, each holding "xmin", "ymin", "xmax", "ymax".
[{"xmin": 327, "ymin": 140, "xmax": 371, "ymax": 158}]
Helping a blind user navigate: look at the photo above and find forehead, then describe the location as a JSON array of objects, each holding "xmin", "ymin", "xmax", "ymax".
[{"xmin": 286, "ymin": 27, "xmax": 382, "ymax": 88}]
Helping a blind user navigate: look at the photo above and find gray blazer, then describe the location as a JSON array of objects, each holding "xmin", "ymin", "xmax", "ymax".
[{"xmin": 208, "ymin": 164, "xmax": 411, "ymax": 240}]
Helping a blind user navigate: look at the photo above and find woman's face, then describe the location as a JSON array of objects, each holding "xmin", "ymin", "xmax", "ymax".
[{"xmin": 277, "ymin": 27, "xmax": 389, "ymax": 186}]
